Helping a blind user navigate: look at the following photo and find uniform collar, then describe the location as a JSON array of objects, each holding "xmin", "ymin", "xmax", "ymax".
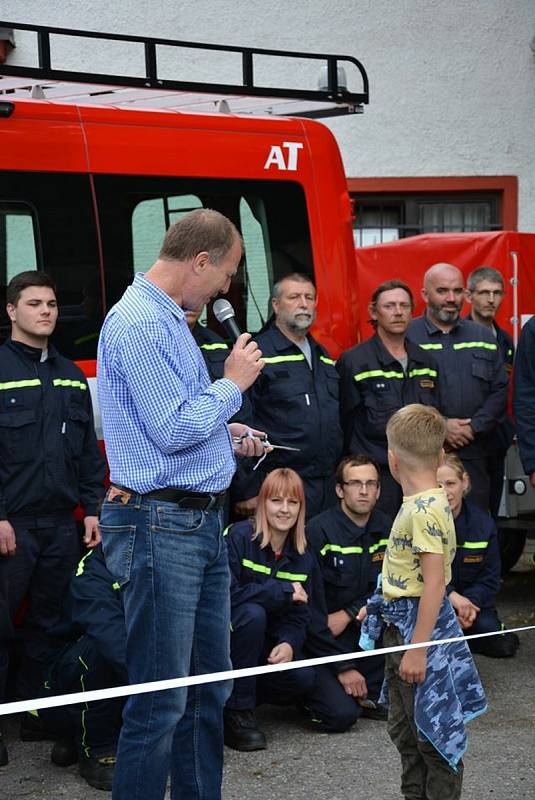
[
  {"xmin": 332, "ymin": 503, "xmax": 370, "ymax": 540},
  {"xmin": 269, "ymin": 323, "xmax": 316, "ymax": 354},
  {"xmin": 372, "ymin": 333, "xmax": 424, "ymax": 366},
  {"xmin": 7, "ymin": 337, "xmax": 57, "ymax": 362},
  {"xmin": 421, "ymin": 312, "xmax": 465, "ymax": 336}
]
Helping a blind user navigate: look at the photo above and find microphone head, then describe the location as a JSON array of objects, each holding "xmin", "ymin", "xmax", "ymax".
[{"xmin": 213, "ymin": 298, "xmax": 235, "ymax": 324}]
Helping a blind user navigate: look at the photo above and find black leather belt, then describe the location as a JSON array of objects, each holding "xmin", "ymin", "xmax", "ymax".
[{"xmin": 111, "ymin": 484, "xmax": 227, "ymax": 511}]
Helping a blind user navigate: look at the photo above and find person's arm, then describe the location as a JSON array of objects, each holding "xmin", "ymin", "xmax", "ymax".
[
  {"xmin": 514, "ymin": 319, "xmax": 535, "ymax": 483},
  {"xmin": 69, "ymin": 549, "xmax": 127, "ymax": 680},
  {"xmin": 227, "ymin": 528, "xmax": 295, "ymax": 612},
  {"xmin": 76, "ymin": 384, "xmax": 107, "ymax": 545},
  {"xmin": 116, "ymin": 323, "xmax": 247, "ymax": 453},
  {"xmin": 399, "ymin": 552, "xmax": 444, "ymax": 683},
  {"xmin": 469, "ymin": 348, "xmax": 508, "ymax": 436},
  {"xmin": 461, "ymin": 527, "xmax": 501, "ymax": 610},
  {"xmin": 336, "ymin": 351, "xmax": 362, "ymax": 452}
]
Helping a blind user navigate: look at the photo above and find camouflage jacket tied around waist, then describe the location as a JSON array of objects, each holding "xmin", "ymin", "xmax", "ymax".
[{"xmin": 360, "ymin": 588, "xmax": 488, "ymax": 770}]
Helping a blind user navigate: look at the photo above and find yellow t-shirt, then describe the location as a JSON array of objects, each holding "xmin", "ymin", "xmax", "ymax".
[{"xmin": 382, "ymin": 487, "xmax": 456, "ymax": 601}]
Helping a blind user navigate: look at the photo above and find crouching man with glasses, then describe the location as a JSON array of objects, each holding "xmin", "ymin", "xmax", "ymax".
[{"xmin": 301, "ymin": 455, "xmax": 391, "ymax": 731}]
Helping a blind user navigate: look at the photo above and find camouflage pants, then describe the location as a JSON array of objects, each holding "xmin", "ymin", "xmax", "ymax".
[{"xmin": 384, "ymin": 625, "xmax": 464, "ymax": 800}]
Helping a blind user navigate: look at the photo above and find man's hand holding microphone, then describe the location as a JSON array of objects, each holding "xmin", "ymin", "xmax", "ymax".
[{"xmin": 214, "ymin": 298, "xmax": 267, "ymax": 458}]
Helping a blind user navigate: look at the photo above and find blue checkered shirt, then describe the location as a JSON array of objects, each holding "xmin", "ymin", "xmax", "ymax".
[{"xmin": 97, "ymin": 273, "xmax": 242, "ymax": 493}]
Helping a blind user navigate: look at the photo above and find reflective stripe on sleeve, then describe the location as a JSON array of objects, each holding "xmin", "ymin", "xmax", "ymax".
[
  {"xmin": 275, "ymin": 570, "xmax": 308, "ymax": 582},
  {"xmin": 354, "ymin": 369, "xmax": 403, "ymax": 382},
  {"xmin": 200, "ymin": 343, "xmax": 229, "ymax": 351},
  {"xmin": 242, "ymin": 558, "xmax": 272, "ymax": 575},
  {"xmin": 320, "ymin": 543, "xmax": 364, "ymax": 556},
  {"xmin": 75, "ymin": 548, "xmax": 95, "ymax": 577},
  {"xmin": 418, "ymin": 343, "xmax": 443, "ymax": 350},
  {"xmin": 0, "ymin": 378, "xmax": 42, "ymax": 390},
  {"xmin": 452, "ymin": 342, "xmax": 497, "ymax": 351},
  {"xmin": 408, "ymin": 367, "xmax": 438, "ymax": 379},
  {"xmin": 262, "ymin": 354, "xmax": 306, "ymax": 364},
  {"xmin": 369, "ymin": 539, "xmax": 389, "ymax": 554},
  {"xmin": 461, "ymin": 540, "xmax": 489, "ymax": 550},
  {"xmin": 52, "ymin": 379, "xmax": 88, "ymax": 390},
  {"xmin": 319, "ymin": 356, "xmax": 336, "ymax": 365}
]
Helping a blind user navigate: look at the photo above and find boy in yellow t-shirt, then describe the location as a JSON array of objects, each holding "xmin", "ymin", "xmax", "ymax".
[{"xmin": 360, "ymin": 404, "xmax": 486, "ymax": 800}]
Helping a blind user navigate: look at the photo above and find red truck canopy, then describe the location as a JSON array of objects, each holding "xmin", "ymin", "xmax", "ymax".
[{"xmin": 354, "ymin": 231, "xmax": 535, "ymax": 345}]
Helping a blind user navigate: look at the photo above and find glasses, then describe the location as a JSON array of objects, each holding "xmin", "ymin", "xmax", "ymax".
[
  {"xmin": 472, "ymin": 289, "xmax": 504, "ymax": 299},
  {"xmin": 342, "ymin": 479, "xmax": 379, "ymax": 490}
]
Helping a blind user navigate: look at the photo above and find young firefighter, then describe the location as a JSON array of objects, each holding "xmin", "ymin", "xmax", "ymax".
[{"xmin": 359, "ymin": 404, "xmax": 487, "ymax": 800}]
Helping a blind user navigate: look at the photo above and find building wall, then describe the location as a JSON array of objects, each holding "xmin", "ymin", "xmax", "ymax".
[{"xmin": 2, "ymin": 0, "xmax": 534, "ymax": 229}]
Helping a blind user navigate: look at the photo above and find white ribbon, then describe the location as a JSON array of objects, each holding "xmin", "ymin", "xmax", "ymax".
[{"xmin": 0, "ymin": 624, "xmax": 532, "ymax": 716}]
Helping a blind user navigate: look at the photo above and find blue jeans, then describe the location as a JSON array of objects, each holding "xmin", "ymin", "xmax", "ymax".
[{"xmin": 100, "ymin": 490, "xmax": 232, "ymax": 800}]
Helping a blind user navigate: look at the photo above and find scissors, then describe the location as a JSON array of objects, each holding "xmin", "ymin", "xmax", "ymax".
[{"xmin": 231, "ymin": 433, "xmax": 300, "ymax": 452}]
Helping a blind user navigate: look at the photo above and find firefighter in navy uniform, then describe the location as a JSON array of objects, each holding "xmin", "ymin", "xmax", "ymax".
[
  {"xmin": 303, "ymin": 455, "xmax": 390, "ymax": 730},
  {"xmin": 438, "ymin": 454, "xmax": 519, "ymax": 658},
  {"xmin": 39, "ymin": 544, "xmax": 127, "ymax": 791},
  {"xmin": 465, "ymin": 266, "xmax": 515, "ymax": 520},
  {"xmin": 224, "ymin": 468, "xmax": 316, "ymax": 751},
  {"xmin": 337, "ymin": 280, "xmax": 441, "ymax": 518},
  {"xmin": 235, "ymin": 273, "xmax": 342, "ymax": 521},
  {"xmin": 0, "ymin": 271, "xmax": 105, "ymax": 767},
  {"xmin": 408, "ymin": 263, "xmax": 508, "ymax": 511}
]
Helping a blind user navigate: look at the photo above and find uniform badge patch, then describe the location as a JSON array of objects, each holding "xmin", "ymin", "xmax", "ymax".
[{"xmin": 420, "ymin": 379, "xmax": 434, "ymax": 388}]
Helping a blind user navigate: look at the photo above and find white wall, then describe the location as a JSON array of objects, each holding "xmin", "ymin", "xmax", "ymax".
[{"xmin": 3, "ymin": 0, "xmax": 535, "ymax": 229}]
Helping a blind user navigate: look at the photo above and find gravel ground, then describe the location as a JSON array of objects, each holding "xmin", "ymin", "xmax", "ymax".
[{"xmin": 1, "ymin": 543, "xmax": 534, "ymax": 800}]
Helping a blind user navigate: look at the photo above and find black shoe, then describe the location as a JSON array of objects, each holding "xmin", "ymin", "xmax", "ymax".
[
  {"xmin": 20, "ymin": 712, "xmax": 51, "ymax": 741},
  {"xmin": 51, "ymin": 738, "xmax": 78, "ymax": 767},
  {"xmin": 79, "ymin": 754, "xmax": 116, "ymax": 791},
  {"xmin": 0, "ymin": 732, "xmax": 8, "ymax": 767},
  {"xmin": 359, "ymin": 700, "xmax": 388, "ymax": 721},
  {"xmin": 224, "ymin": 708, "xmax": 267, "ymax": 751}
]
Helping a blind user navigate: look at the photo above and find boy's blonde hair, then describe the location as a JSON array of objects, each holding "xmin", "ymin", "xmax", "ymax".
[{"xmin": 386, "ymin": 404, "xmax": 446, "ymax": 467}]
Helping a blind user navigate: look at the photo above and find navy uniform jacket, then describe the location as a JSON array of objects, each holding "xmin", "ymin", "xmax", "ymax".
[
  {"xmin": 0, "ymin": 339, "xmax": 105, "ymax": 519},
  {"xmin": 306, "ymin": 504, "xmax": 391, "ymax": 618},
  {"xmin": 408, "ymin": 316, "xmax": 508, "ymax": 460},
  {"xmin": 448, "ymin": 501, "xmax": 501, "ymax": 610},
  {"xmin": 336, "ymin": 334, "xmax": 441, "ymax": 465},
  {"xmin": 247, "ymin": 325, "xmax": 343, "ymax": 478},
  {"xmin": 466, "ymin": 313, "xmax": 514, "ymax": 451},
  {"xmin": 513, "ymin": 316, "xmax": 535, "ymax": 475},
  {"xmin": 226, "ymin": 519, "xmax": 314, "ymax": 654},
  {"xmin": 48, "ymin": 544, "xmax": 127, "ymax": 680},
  {"xmin": 191, "ymin": 321, "xmax": 251, "ymax": 424}
]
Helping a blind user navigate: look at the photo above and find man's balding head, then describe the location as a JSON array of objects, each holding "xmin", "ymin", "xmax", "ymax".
[
  {"xmin": 423, "ymin": 262, "xmax": 464, "ymax": 290},
  {"xmin": 422, "ymin": 262, "xmax": 465, "ymax": 329}
]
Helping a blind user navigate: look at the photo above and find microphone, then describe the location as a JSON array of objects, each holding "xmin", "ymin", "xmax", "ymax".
[{"xmin": 212, "ymin": 298, "xmax": 242, "ymax": 343}]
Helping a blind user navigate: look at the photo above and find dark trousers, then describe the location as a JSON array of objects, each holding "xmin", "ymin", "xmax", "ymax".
[
  {"xmin": 302, "ymin": 665, "xmax": 360, "ymax": 732},
  {"xmin": 384, "ymin": 626, "xmax": 463, "ymax": 800},
  {"xmin": 42, "ymin": 636, "xmax": 125, "ymax": 758},
  {"xmin": 460, "ymin": 458, "xmax": 490, "ymax": 512},
  {"xmin": 227, "ymin": 602, "xmax": 315, "ymax": 710},
  {"xmin": 0, "ymin": 515, "xmax": 79, "ymax": 702},
  {"xmin": 465, "ymin": 607, "xmax": 519, "ymax": 658},
  {"xmin": 486, "ymin": 448, "xmax": 507, "ymax": 521}
]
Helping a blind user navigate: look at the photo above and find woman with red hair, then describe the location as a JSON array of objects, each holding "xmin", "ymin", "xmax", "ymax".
[{"xmin": 223, "ymin": 468, "xmax": 316, "ymax": 751}]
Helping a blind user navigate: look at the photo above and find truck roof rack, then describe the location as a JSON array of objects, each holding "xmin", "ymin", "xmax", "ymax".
[{"xmin": 0, "ymin": 22, "xmax": 369, "ymax": 119}]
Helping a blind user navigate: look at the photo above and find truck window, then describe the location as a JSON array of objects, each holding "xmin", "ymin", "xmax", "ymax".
[
  {"xmin": 0, "ymin": 204, "xmax": 38, "ymax": 281},
  {"xmin": 95, "ymin": 175, "xmax": 313, "ymax": 336},
  {"xmin": 132, "ymin": 194, "xmax": 204, "ymax": 272},
  {"xmin": 0, "ymin": 173, "xmax": 101, "ymax": 358}
]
